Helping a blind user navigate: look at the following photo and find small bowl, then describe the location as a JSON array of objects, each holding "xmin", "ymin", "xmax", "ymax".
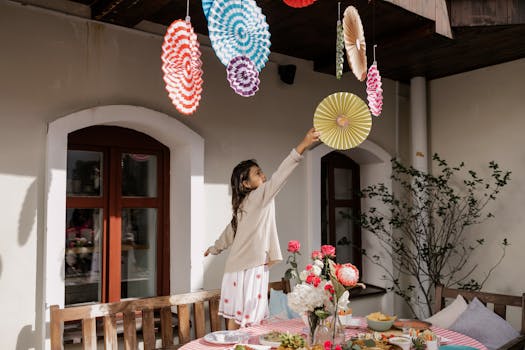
[
  {"xmin": 389, "ymin": 336, "xmax": 411, "ymax": 350},
  {"xmin": 366, "ymin": 317, "xmax": 395, "ymax": 331}
]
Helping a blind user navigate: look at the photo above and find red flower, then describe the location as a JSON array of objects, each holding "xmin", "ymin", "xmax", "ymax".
[
  {"xmin": 245, "ymin": 315, "xmax": 250, "ymax": 319},
  {"xmin": 305, "ymin": 264, "xmax": 313, "ymax": 271},
  {"xmin": 257, "ymin": 294, "xmax": 262, "ymax": 299},
  {"xmin": 324, "ymin": 340, "xmax": 332, "ymax": 350},
  {"xmin": 224, "ymin": 298, "xmax": 229, "ymax": 303},
  {"xmin": 335, "ymin": 345, "xmax": 342, "ymax": 350},
  {"xmin": 236, "ymin": 311, "xmax": 242, "ymax": 315},
  {"xmin": 321, "ymin": 245, "xmax": 336, "ymax": 257},
  {"xmin": 256, "ymin": 274, "xmax": 261, "ymax": 279},
  {"xmin": 287, "ymin": 240, "xmax": 301, "ymax": 253},
  {"xmin": 311, "ymin": 250, "xmax": 323, "ymax": 260},
  {"xmin": 233, "ymin": 282, "xmax": 237, "ymax": 287},
  {"xmin": 335, "ymin": 263, "xmax": 359, "ymax": 287}
]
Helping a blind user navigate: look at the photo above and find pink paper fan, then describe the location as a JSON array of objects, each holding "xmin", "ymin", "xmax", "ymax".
[
  {"xmin": 366, "ymin": 62, "xmax": 383, "ymax": 116},
  {"xmin": 226, "ymin": 55, "xmax": 260, "ymax": 97},
  {"xmin": 161, "ymin": 19, "xmax": 203, "ymax": 115},
  {"xmin": 283, "ymin": 0, "xmax": 316, "ymax": 8}
]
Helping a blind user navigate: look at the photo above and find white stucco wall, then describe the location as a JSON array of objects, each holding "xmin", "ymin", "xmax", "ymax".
[
  {"xmin": 429, "ymin": 58, "xmax": 525, "ymax": 330},
  {"xmin": 0, "ymin": 1, "xmax": 406, "ymax": 348}
]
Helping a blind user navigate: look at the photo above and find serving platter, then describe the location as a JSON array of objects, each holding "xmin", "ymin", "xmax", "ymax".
[
  {"xmin": 203, "ymin": 331, "xmax": 250, "ymax": 345},
  {"xmin": 392, "ymin": 319, "xmax": 431, "ymax": 330}
]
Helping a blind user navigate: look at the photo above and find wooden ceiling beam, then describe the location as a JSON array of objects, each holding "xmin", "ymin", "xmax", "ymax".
[
  {"xmin": 450, "ymin": 0, "xmax": 525, "ymax": 26},
  {"xmin": 381, "ymin": 0, "xmax": 453, "ymax": 38}
]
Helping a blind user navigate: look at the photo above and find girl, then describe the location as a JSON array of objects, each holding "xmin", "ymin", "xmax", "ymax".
[{"xmin": 204, "ymin": 128, "xmax": 320, "ymax": 328}]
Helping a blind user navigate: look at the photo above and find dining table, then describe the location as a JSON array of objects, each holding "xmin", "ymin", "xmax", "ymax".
[{"xmin": 176, "ymin": 317, "xmax": 487, "ymax": 350}]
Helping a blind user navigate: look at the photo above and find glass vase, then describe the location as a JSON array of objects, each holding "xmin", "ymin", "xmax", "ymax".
[
  {"xmin": 303, "ymin": 312, "xmax": 320, "ymax": 347},
  {"xmin": 313, "ymin": 318, "xmax": 332, "ymax": 346},
  {"xmin": 313, "ymin": 315, "xmax": 346, "ymax": 347}
]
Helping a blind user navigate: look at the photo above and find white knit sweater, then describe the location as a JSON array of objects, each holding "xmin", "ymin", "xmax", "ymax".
[{"xmin": 207, "ymin": 148, "xmax": 304, "ymax": 273}]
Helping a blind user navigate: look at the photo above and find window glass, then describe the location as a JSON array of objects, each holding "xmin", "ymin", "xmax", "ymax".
[
  {"xmin": 65, "ymin": 208, "xmax": 102, "ymax": 305},
  {"xmin": 67, "ymin": 151, "xmax": 103, "ymax": 197},
  {"xmin": 122, "ymin": 153, "xmax": 157, "ymax": 197},
  {"xmin": 121, "ymin": 208, "xmax": 157, "ymax": 299},
  {"xmin": 334, "ymin": 167, "xmax": 353, "ymax": 200}
]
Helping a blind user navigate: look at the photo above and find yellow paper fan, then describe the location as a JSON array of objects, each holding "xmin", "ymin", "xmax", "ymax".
[{"xmin": 313, "ymin": 92, "xmax": 372, "ymax": 150}]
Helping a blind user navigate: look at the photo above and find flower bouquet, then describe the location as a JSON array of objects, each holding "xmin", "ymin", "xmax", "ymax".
[{"xmin": 284, "ymin": 241, "xmax": 365, "ymax": 346}]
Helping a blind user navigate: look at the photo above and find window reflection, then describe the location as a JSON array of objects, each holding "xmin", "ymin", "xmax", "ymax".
[{"xmin": 64, "ymin": 208, "xmax": 102, "ymax": 305}]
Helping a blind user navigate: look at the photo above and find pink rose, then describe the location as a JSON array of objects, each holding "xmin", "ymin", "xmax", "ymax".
[
  {"xmin": 311, "ymin": 250, "xmax": 323, "ymax": 260},
  {"xmin": 287, "ymin": 240, "xmax": 301, "ymax": 253},
  {"xmin": 305, "ymin": 264, "xmax": 313, "ymax": 271},
  {"xmin": 324, "ymin": 341, "xmax": 332, "ymax": 350},
  {"xmin": 321, "ymin": 245, "xmax": 336, "ymax": 257},
  {"xmin": 335, "ymin": 263, "xmax": 359, "ymax": 287}
]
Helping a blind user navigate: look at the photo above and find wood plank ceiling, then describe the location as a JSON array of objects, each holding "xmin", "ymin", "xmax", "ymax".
[{"xmin": 69, "ymin": 0, "xmax": 525, "ymax": 82}]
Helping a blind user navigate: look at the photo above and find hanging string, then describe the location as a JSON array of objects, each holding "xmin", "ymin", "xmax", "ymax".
[
  {"xmin": 373, "ymin": 44, "xmax": 377, "ymax": 62},
  {"xmin": 186, "ymin": 0, "xmax": 190, "ymax": 21},
  {"xmin": 338, "ymin": 2, "xmax": 341, "ymax": 21}
]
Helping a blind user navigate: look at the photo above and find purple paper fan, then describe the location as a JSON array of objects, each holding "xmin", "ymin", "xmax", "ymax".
[{"xmin": 226, "ymin": 55, "xmax": 260, "ymax": 97}]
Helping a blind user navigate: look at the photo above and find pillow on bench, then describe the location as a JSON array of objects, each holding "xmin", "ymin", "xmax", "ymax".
[
  {"xmin": 449, "ymin": 297, "xmax": 519, "ymax": 350},
  {"xmin": 269, "ymin": 288, "xmax": 299, "ymax": 320},
  {"xmin": 426, "ymin": 294, "xmax": 467, "ymax": 328}
]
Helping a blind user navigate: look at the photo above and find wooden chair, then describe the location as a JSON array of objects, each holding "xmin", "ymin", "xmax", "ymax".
[
  {"xmin": 434, "ymin": 284, "xmax": 525, "ymax": 350},
  {"xmin": 50, "ymin": 289, "xmax": 222, "ymax": 350},
  {"xmin": 268, "ymin": 278, "xmax": 291, "ymax": 294}
]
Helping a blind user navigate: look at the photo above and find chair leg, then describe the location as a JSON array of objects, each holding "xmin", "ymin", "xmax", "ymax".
[{"xmin": 227, "ymin": 319, "xmax": 240, "ymax": 330}]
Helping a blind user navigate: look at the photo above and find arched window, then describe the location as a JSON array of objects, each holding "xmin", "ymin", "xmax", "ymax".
[
  {"xmin": 65, "ymin": 125, "xmax": 170, "ymax": 304},
  {"xmin": 321, "ymin": 151, "xmax": 362, "ymax": 272}
]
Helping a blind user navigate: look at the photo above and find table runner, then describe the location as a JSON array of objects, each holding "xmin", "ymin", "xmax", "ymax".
[{"xmin": 179, "ymin": 318, "xmax": 487, "ymax": 350}]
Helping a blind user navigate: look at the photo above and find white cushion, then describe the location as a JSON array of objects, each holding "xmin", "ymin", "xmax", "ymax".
[{"xmin": 425, "ymin": 294, "xmax": 468, "ymax": 328}]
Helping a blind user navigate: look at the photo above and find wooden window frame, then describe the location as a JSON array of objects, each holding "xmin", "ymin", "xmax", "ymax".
[
  {"xmin": 321, "ymin": 151, "xmax": 362, "ymax": 273},
  {"xmin": 67, "ymin": 126, "xmax": 170, "ymax": 303}
]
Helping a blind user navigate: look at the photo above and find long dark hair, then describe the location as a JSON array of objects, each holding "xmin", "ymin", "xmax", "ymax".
[{"xmin": 230, "ymin": 159, "xmax": 258, "ymax": 235}]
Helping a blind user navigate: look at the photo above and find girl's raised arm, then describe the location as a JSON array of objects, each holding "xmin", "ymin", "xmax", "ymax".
[{"xmin": 249, "ymin": 128, "xmax": 320, "ymax": 206}]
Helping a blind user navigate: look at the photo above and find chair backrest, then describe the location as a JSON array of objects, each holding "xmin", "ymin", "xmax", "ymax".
[
  {"xmin": 50, "ymin": 289, "xmax": 222, "ymax": 350},
  {"xmin": 434, "ymin": 284, "xmax": 525, "ymax": 334},
  {"xmin": 268, "ymin": 278, "xmax": 291, "ymax": 294}
]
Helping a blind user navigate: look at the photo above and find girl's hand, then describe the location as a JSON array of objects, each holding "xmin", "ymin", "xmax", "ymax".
[{"xmin": 296, "ymin": 128, "xmax": 321, "ymax": 154}]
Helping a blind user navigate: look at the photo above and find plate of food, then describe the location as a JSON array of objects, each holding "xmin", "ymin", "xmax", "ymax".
[
  {"xmin": 232, "ymin": 344, "xmax": 271, "ymax": 350},
  {"xmin": 392, "ymin": 319, "xmax": 431, "ymax": 331},
  {"xmin": 203, "ymin": 330, "xmax": 250, "ymax": 345},
  {"xmin": 259, "ymin": 331, "xmax": 284, "ymax": 347}
]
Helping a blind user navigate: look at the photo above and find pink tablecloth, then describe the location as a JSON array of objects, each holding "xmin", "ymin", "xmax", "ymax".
[{"xmin": 180, "ymin": 318, "xmax": 487, "ymax": 350}]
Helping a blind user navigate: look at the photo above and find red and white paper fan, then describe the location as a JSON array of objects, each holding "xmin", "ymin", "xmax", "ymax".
[
  {"xmin": 367, "ymin": 59, "xmax": 383, "ymax": 117},
  {"xmin": 283, "ymin": 0, "xmax": 316, "ymax": 8},
  {"xmin": 161, "ymin": 18, "xmax": 203, "ymax": 115},
  {"xmin": 343, "ymin": 6, "xmax": 367, "ymax": 81},
  {"xmin": 227, "ymin": 55, "xmax": 260, "ymax": 97}
]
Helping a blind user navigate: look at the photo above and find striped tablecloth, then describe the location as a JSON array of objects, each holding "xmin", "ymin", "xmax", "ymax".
[{"xmin": 179, "ymin": 318, "xmax": 487, "ymax": 350}]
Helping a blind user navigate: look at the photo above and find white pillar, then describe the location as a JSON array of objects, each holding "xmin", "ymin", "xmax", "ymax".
[{"xmin": 410, "ymin": 77, "xmax": 428, "ymax": 172}]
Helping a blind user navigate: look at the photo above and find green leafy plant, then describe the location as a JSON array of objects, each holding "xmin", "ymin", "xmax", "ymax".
[{"xmin": 343, "ymin": 154, "xmax": 511, "ymax": 318}]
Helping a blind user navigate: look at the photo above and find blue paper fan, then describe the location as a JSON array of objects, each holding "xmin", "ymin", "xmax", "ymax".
[
  {"xmin": 202, "ymin": 0, "xmax": 213, "ymax": 18},
  {"xmin": 208, "ymin": 0, "xmax": 271, "ymax": 72}
]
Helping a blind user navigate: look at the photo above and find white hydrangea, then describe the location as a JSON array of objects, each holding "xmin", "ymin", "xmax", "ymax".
[
  {"xmin": 287, "ymin": 282, "xmax": 328, "ymax": 314},
  {"xmin": 313, "ymin": 259, "xmax": 324, "ymax": 269},
  {"xmin": 311, "ymin": 265, "xmax": 322, "ymax": 276}
]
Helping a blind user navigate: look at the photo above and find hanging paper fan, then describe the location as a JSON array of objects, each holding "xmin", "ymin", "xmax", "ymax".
[
  {"xmin": 367, "ymin": 62, "xmax": 383, "ymax": 116},
  {"xmin": 208, "ymin": 0, "xmax": 271, "ymax": 72},
  {"xmin": 336, "ymin": 19, "xmax": 344, "ymax": 79},
  {"xmin": 202, "ymin": 0, "xmax": 213, "ymax": 19},
  {"xmin": 313, "ymin": 92, "xmax": 372, "ymax": 150},
  {"xmin": 283, "ymin": 0, "xmax": 316, "ymax": 8},
  {"xmin": 343, "ymin": 6, "xmax": 367, "ymax": 81},
  {"xmin": 227, "ymin": 55, "xmax": 260, "ymax": 97},
  {"xmin": 161, "ymin": 18, "xmax": 203, "ymax": 115}
]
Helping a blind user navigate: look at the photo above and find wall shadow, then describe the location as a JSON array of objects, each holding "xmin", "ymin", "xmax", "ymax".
[{"xmin": 18, "ymin": 179, "xmax": 37, "ymax": 246}]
